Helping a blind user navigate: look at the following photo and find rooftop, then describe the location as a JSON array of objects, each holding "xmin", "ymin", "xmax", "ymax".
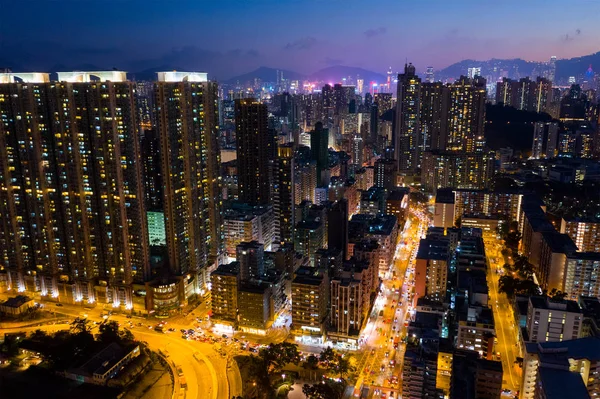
[
  {"xmin": 541, "ymin": 231, "xmax": 578, "ymax": 254},
  {"xmin": 529, "ymin": 296, "xmax": 582, "ymax": 314},
  {"xmin": 212, "ymin": 262, "xmax": 240, "ymax": 277},
  {"xmin": 435, "ymin": 188, "xmax": 455, "ymax": 204},
  {"xmin": 416, "ymin": 238, "xmax": 450, "ymax": 261},
  {"xmin": 537, "ymin": 367, "xmax": 590, "ymax": 399},
  {"xmin": 0, "ymin": 295, "xmax": 32, "ymax": 308}
]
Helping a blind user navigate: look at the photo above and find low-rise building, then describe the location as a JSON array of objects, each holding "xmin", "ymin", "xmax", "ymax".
[
  {"xmin": 433, "ymin": 188, "xmax": 455, "ymax": 229},
  {"xmin": 210, "ymin": 262, "xmax": 240, "ymax": 327},
  {"xmin": 456, "ymin": 305, "xmax": 495, "ymax": 359},
  {"xmin": 415, "ymin": 238, "xmax": 450, "ymax": 302},
  {"xmin": 224, "ymin": 205, "xmax": 275, "ymax": 258},
  {"xmin": 526, "ymin": 296, "xmax": 583, "ymax": 343},
  {"xmin": 61, "ymin": 343, "xmax": 140, "ymax": 385},
  {"xmin": 385, "ymin": 188, "xmax": 409, "ymax": 226},
  {"xmin": 0, "ymin": 295, "xmax": 34, "ymax": 316},
  {"xmin": 238, "ymin": 282, "xmax": 273, "ymax": 335},
  {"xmin": 521, "ymin": 337, "xmax": 600, "ymax": 399},
  {"xmin": 291, "ymin": 266, "xmax": 329, "ymax": 343},
  {"xmin": 450, "ymin": 349, "xmax": 503, "ymax": 399}
]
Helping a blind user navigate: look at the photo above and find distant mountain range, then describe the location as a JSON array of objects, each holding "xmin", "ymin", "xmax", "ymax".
[
  {"xmin": 437, "ymin": 52, "xmax": 600, "ymax": 83},
  {"xmin": 3, "ymin": 50, "xmax": 599, "ymax": 85}
]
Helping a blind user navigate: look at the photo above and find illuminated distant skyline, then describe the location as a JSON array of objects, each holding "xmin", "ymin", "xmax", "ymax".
[{"xmin": 1, "ymin": 0, "xmax": 599, "ymax": 79}]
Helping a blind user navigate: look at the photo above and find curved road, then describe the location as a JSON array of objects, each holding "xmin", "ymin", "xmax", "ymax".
[{"xmin": 0, "ymin": 315, "xmax": 239, "ymax": 399}]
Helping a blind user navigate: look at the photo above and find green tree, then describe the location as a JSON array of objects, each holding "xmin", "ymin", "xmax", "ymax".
[
  {"xmin": 545, "ymin": 288, "xmax": 568, "ymax": 300},
  {"xmin": 70, "ymin": 317, "xmax": 91, "ymax": 334},
  {"xmin": 97, "ymin": 321, "xmax": 120, "ymax": 344},
  {"xmin": 260, "ymin": 342, "xmax": 300, "ymax": 373},
  {"xmin": 498, "ymin": 275, "xmax": 519, "ymax": 298},
  {"xmin": 512, "ymin": 256, "xmax": 534, "ymax": 279},
  {"xmin": 516, "ymin": 279, "xmax": 540, "ymax": 296},
  {"xmin": 333, "ymin": 355, "xmax": 353, "ymax": 380},
  {"xmin": 303, "ymin": 354, "xmax": 320, "ymax": 381},
  {"xmin": 302, "ymin": 381, "xmax": 344, "ymax": 399},
  {"xmin": 319, "ymin": 347, "xmax": 336, "ymax": 366}
]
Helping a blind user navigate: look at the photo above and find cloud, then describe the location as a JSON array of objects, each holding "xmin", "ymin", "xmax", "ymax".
[
  {"xmin": 364, "ymin": 27, "xmax": 387, "ymax": 39},
  {"xmin": 284, "ymin": 37, "xmax": 317, "ymax": 50}
]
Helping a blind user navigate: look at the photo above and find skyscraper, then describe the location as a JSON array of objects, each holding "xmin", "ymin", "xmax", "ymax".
[
  {"xmin": 327, "ymin": 199, "xmax": 349, "ymax": 261},
  {"xmin": 140, "ymin": 128, "xmax": 163, "ymax": 211},
  {"xmin": 425, "ymin": 66, "xmax": 435, "ymax": 83},
  {"xmin": 395, "ymin": 63, "xmax": 422, "ymax": 173},
  {"xmin": 274, "ymin": 144, "xmax": 295, "ymax": 246},
  {"xmin": 310, "ymin": 122, "xmax": 329, "ymax": 185},
  {"xmin": 155, "ymin": 71, "xmax": 223, "ymax": 291},
  {"xmin": 235, "ymin": 99, "xmax": 271, "ymax": 206},
  {"xmin": 420, "ymin": 82, "xmax": 449, "ymax": 151},
  {"xmin": 532, "ymin": 122, "xmax": 545, "ymax": 159},
  {"xmin": 0, "ymin": 71, "xmax": 149, "ymax": 307},
  {"xmin": 446, "ymin": 76, "xmax": 487, "ymax": 152}
]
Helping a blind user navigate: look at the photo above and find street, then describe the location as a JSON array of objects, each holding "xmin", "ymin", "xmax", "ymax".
[
  {"xmin": 485, "ymin": 237, "xmax": 522, "ymax": 393},
  {"xmin": 351, "ymin": 208, "xmax": 429, "ymax": 398},
  {"xmin": 0, "ymin": 300, "xmax": 242, "ymax": 399}
]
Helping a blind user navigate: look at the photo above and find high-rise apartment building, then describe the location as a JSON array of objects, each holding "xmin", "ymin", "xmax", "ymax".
[
  {"xmin": 420, "ymin": 82, "xmax": 449, "ymax": 151},
  {"xmin": 291, "ymin": 266, "xmax": 329, "ymax": 343},
  {"xmin": 235, "ymin": 99, "xmax": 272, "ymax": 206},
  {"xmin": 421, "ymin": 151, "xmax": 495, "ymax": 192},
  {"xmin": 327, "ymin": 199, "xmax": 349, "ymax": 260},
  {"xmin": 0, "ymin": 71, "xmax": 149, "ymax": 308},
  {"xmin": 395, "ymin": 63, "xmax": 422, "ymax": 173},
  {"xmin": 532, "ymin": 122, "xmax": 545, "ymax": 159},
  {"xmin": 155, "ymin": 71, "xmax": 223, "ymax": 291},
  {"xmin": 274, "ymin": 144, "xmax": 295, "ymax": 246},
  {"xmin": 561, "ymin": 217, "xmax": 600, "ymax": 253},
  {"xmin": 140, "ymin": 128, "xmax": 163, "ymax": 210},
  {"xmin": 446, "ymin": 76, "xmax": 487, "ymax": 153},
  {"xmin": 310, "ymin": 122, "xmax": 329, "ymax": 185},
  {"xmin": 236, "ymin": 241, "xmax": 265, "ymax": 281}
]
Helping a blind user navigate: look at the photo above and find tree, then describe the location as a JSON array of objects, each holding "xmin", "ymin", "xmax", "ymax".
[
  {"xmin": 512, "ymin": 256, "xmax": 535, "ymax": 280},
  {"xmin": 516, "ymin": 279, "xmax": 540, "ymax": 296},
  {"xmin": 545, "ymin": 288, "xmax": 568, "ymax": 300},
  {"xmin": 319, "ymin": 347, "xmax": 336, "ymax": 365},
  {"xmin": 70, "ymin": 317, "xmax": 91, "ymax": 334},
  {"xmin": 455, "ymin": 216, "xmax": 462, "ymax": 228},
  {"xmin": 504, "ymin": 231, "xmax": 522, "ymax": 254},
  {"xmin": 333, "ymin": 355, "xmax": 354, "ymax": 380},
  {"xmin": 498, "ymin": 275, "xmax": 519, "ymax": 298},
  {"xmin": 260, "ymin": 342, "xmax": 300, "ymax": 373},
  {"xmin": 97, "ymin": 321, "xmax": 135, "ymax": 345},
  {"xmin": 302, "ymin": 381, "xmax": 344, "ymax": 399},
  {"xmin": 303, "ymin": 355, "xmax": 320, "ymax": 381},
  {"xmin": 97, "ymin": 321, "xmax": 120, "ymax": 344}
]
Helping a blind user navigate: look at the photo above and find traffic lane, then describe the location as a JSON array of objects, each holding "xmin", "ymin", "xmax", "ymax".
[{"xmin": 136, "ymin": 330, "xmax": 222, "ymax": 399}]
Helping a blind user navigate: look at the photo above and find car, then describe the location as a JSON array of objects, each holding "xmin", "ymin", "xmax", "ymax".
[
  {"xmin": 55, "ymin": 303, "xmax": 63, "ymax": 307},
  {"xmin": 222, "ymin": 334, "xmax": 228, "ymax": 339}
]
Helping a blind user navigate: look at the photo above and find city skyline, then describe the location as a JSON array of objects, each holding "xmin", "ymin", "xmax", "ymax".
[{"xmin": 1, "ymin": 0, "xmax": 599, "ymax": 80}]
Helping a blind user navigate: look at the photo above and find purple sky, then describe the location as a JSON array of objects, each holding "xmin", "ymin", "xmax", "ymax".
[{"xmin": 1, "ymin": 0, "xmax": 598, "ymax": 79}]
